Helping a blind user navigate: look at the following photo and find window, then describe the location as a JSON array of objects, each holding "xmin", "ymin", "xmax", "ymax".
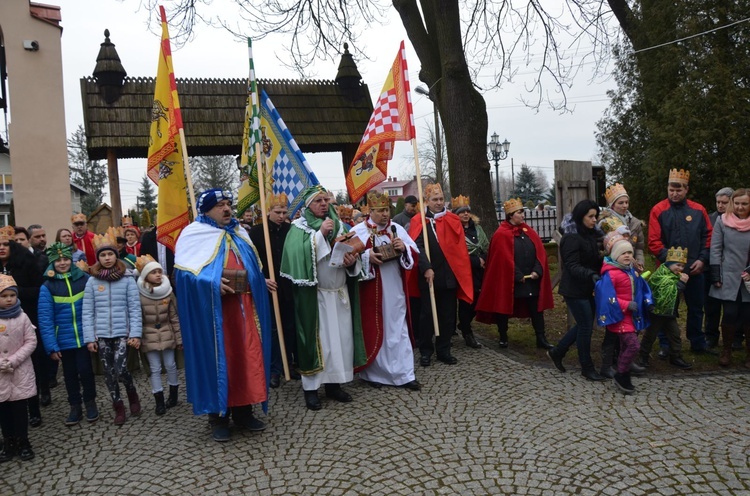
[
  {"xmin": 387, "ymin": 188, "xmax": 400, "ymax": 196},
  {"xmin": 0, "ymin": 213, "xmax": 8, "ymax": 227},
  {"xmin": 0, "ymin": 175, "xmax": 11, "ymax": 204}
]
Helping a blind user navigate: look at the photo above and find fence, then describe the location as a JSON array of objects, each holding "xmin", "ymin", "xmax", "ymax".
[{"xmin": 496, "ymin": 208, "xmax": 558, "ymax": 242}]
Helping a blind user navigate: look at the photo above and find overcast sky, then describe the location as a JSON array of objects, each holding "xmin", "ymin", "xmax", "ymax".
[{"xmin": 51, "ymin": 0, "xmax": 616, "ymax": 209}]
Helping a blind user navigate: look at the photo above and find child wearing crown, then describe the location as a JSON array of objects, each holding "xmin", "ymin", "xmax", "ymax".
[
  {"xmin": 136, "ymin": 255, "xmax": 181, "ymax": 415},
  {"xmin": 637, "ymin": 247, "xmax": 693, "ymax": 370},
  {"xmin": 0, "ymin": 275, "xmax": 38, "ymax": 462},
  {"xmin": 38, "ymin": 243, "xmax": 98, "ymax": 426},
  {"xmin": 82, "ymin": 228, "xmax": 143, "ymax": 426}
]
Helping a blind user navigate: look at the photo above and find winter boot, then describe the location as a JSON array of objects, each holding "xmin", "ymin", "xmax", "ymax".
[
  {"xmin": 154, "ymin": 392, "xmax": 166, "ymax": 416},
  {"xmin": 65, "ymin": 404, "xmax": 83, "ymax": 426},
  {"xmin": 613, "ymin": 372, "xmax": 635, "ymax": 395},
  {"xmin": 165, "ymin": 385, "xmax": 179, "ymax": 408},
  {"xmin": 127, "ymin": 389, "xmax": 142, "ymax": 416},
  {"xmin": 113, "ymin": 400, "xmax": 127, "ymax": 426},
  {"xmin": 17, "ymin": 438, "xmax": 34, "ymax": 461},
  {"xmin": 463, "ymin": 331, "xmax": 481, "ymax": 349},
  {"xmin": 0, "ymin": 437, "xmax": 16, "ymax": 463},
  {"xmin": 719, "ymin": 324, "xmax": 735, "ymax": 367},
  {"xmin": 535, "ymin": 331, "xmax": 554, "ymax": 350},
  {"xmin": 84, "ymin": 400, "xmax": 99, "ymax": 422}
]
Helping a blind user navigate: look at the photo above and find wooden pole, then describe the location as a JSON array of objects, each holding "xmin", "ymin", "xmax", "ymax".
[
  {"xmin": 411, "ymin": 138, "xmax": 440, "ymax": 337},
  {"xmin": 255, "ymin": 142, "xmax": 290, "ymax": 381},
  {"xmin": 106, "ymin": 148, "xmax": 122, "ymax": 226},
  {"xmin": 177, "ymin": 128, "xmax": 197, "ymax": 219}
]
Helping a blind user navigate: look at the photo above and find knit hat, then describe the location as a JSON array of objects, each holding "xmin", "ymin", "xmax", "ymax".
[
  {"xmin": 0, "ymin": 274, "xmax": 18, "ymax": 295},
  {"xmin": 46, "ymin": 242, "xmax": 72, "ymax": 263},
  {"xmin": 92, "ymin": 227, "xmax": 119, "ymax": 257},
  {"xmin": 135, "ymin": 255, "xmax": 162, "ymax": 284},
  {"xmin": 610, "ymin": 238, "xmax": 633, "ymax": 263},
  {"xmin": 403, "ymin": 195, "xmax": 418, "ymax": 205},
  {"xmin": 197, "ymin": 188, "xmax": 234, "ymax": 214}
]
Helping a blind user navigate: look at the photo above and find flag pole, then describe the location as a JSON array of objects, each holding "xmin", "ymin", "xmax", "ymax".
[
  {"xmin": 177, "ymin": 129, "xmax": 197, "ymax": 219},
  {"xmin": 255, "ymin": 144, "xmax": 290, "ymax": 381},
  {"xmin": 411, "ymin": 138, "xmax": 440, "ymax": 337}
]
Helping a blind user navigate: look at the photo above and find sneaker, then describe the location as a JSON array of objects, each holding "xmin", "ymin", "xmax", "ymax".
[
  {"xmin": 65, "ymin": 405, "xmax": 83, "ymax": 426},
  {"xmin": 613, "ymin": 372, "xmax": 635, "ymax": 395},
  {"xmin": 84, "ymin": 401, "xmax": 99, "ymax": 422}
]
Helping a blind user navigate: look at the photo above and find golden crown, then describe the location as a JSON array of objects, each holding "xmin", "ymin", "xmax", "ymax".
[
  {"xmin": 600, "ymin": 215, "xmax": 626, "ymax": 234},
  {"xmin": 668, "ymin": 168, "xmax": 690, "ymax": 185},
  {"xmin": 359, "ymin": 205, "xmax": 370, "ymax": 215},
  {"xmin": 266, "ymin": 192, "xmax": 288, "ymax": 211},
  {"xmin": 337, "ymin": 205, "xmax": 354, "ymax": 218},
  {"xmin": 135, "ymin": 254, "xmax": 157, "ymax": 274},
  {"xmin": 424, "ymin": 183, "xmax": 443, "ymax": 199},
  {"xmin": 666, "ymin": 246, "xmax": 688, "ymax": 264},
  {"xmin": 0, "ymin": 225, "xmax": 15, "ymax": 242},
  {"xmin": 121, "ymin": 216, "xmax": 133, "ymax": 226},
  {"xmin": 367, "ymin": 191, "xmax": 390, "ymax": 210},
  {"xmin": 71, "ymin": 213, "xmax": 87, "ymax": 224},
  {"xmin": 605, "ymin": 183, "xmax": 628, "ymax": 206},
  {"xmin": 92, "ymin": 227, "xmax": 119, "ymax": 253},
  {"xmin": 0, "ymin": 274, "xmax": 17, "ymax": 294},
  {"xmin": 451, "ymin": 195, "xmax": 470, "ymax": 210},
  {"xmin": 503, "ymin": 198, "xmax": 524, "ymax": 214},
  {"xmin": 75, "ymin": 260, "xmax": 90, "ymax": 274}
]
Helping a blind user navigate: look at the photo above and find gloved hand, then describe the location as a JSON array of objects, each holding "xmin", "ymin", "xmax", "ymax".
[
  {"xmin": 627, "ymin": 301, "xmax": 638, "ymax": 312},
  {"xmin": 591, "ymin": 274, "xmax": 601, "ymax": 284}
]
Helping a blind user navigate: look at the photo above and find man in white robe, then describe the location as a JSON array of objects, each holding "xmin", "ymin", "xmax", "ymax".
[{"xmin": 352, "ymin": 191, "xmax": 421, "ymax": 390}]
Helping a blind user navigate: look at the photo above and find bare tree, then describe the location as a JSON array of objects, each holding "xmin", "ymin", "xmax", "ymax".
[{"xmin": 146, "ymin": 1, "xmax": 615, "ymax": 232}]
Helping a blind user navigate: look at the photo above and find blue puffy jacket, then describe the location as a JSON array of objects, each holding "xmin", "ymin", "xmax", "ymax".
[
  {"xmin": 82, "ymin": 262, "xmax": 142, "ymax": 342},
  {"xmin": 38, "ymin": 268, "xmax": 89, "ymax": 353}
]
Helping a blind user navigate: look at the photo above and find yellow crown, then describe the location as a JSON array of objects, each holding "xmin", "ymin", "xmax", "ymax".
[
  {"xmin": 666, "ymin": 246, "xmax": 688, "ymax": 264},
  {"xmin": 600, "ymin": 215, "xmax": 626, "ymax": 234},
  {"xmin": 451, "ymin": 195, "xmax": 470, "ymax": 210},
  {"xmin": 337, "ymin": 205, "xmax": 354, "ymax": 219},
  {"xmin": 424, "ymin": 183, "xmax": 443, "ymax": 200},
  {"xmin": 359, "ymin": 205, "xmax": 370, "ymax": 216},
  {"xmin": 366, "ymin": 191, "xmax": 390, "ymax": 210},
  {"xmin": 71, "ymin": 213, "xmax": 87, "ymax": 224},
  {"xmin": 503, "ymin": 198, "xmax": 524, "ymax": 214},
  {"xmin": 668, "ymin": 168, "xmax": 690, "ymax": 185},
  {"xmin": 92, "ymin": 227, "xmax": 119, "ymax": 253},
  {"xmin": 0, "ymin": 225, "xmax": 15, "ymax": 242},
  {"xmin": 605, "ymin": 183, "xmax": 628, "ymax": 206},
  {"xmin": 135, "ymin": 254, "xmax": 157, "ymax": 274},
  {"xmin": 266, "ymin": 192, "xmax": 288, "ymax": 211},
  {"xmin": 121, "ymin": 216, "xmax": 133, "ymax": 226},
  {"xmin": 74, "ymin": 260, "xmax": 90, "ymax": 274}
]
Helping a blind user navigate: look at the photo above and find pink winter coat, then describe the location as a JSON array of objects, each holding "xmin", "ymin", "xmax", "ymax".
[
  {"xmin": 601, "ymin": 261, "xmax": 635, "ymax": 334},
  {"xmin": 0, "ymin": 313, "xmax": 38, "ymax": 402}
]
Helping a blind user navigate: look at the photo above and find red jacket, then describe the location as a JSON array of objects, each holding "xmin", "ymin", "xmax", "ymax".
[
  {"xmin": 73, "ymin": 230, "xmax": 96, "ymax": 265},
  {"xmin": 648, "ymin": 199, "xmax": 712, "ymax": 266},
  {"xmin": 601, "ymin": 261, "xmax": 635, "ymax": 333}
]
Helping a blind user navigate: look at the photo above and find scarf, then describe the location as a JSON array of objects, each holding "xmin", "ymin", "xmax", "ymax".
[
  {"xmin": 92, "ymin": 261, "xmax": 125, "ymax": 282},
  {"xmin": 604, "ymin": 255, "xmax": 633, "ymax": 271},
  {"xmin": 722, "ymin": 212, "xmax": 750, "ymax": 232},
  {"xmin": 463, "ymin": 220, "xmax": 489, "ymax": 256},
  {"xmin": 138, "ymin": 277, "xmax": 173, "ymax": 300},
  {"xmin": 0, "ymin": 299, "xmax": 22, "ymax": 319}
]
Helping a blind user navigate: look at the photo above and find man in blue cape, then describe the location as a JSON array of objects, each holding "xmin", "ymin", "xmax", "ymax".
[{"xmin": 174, "ymin": 189, "xmax": 272, "ymax": 442}]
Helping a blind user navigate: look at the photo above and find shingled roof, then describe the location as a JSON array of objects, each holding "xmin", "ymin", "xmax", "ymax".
[{"xmin": 81, "ymin": 76, "xmax": 373, "ymax": 162}]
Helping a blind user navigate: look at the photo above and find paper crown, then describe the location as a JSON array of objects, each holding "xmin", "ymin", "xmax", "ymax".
[
  {"xmin": 424, "ymin": 183, "xmax": 443, "ymax": 199},
  {"xmin": 0, "ymin": 225, "xmax": 15, "ymax": 243},
  {"xmin": 359, "ymin": 205, "xmax": 370, "ymax": 215},
  {"xmin": 605, "ymin": 183, "xmax": 628, "ymax": 206},
  {"xmin": 92, "ymin": 227, "xmax": 119, "ymax": 254},
  {"xmin": 666, "ymin": 246, "xmax": 688, "ymax": 264},
  {"xmin": 266, "ymin": 192, "xmax": 288, "ymax": 211},
  {"xmin": 451, "ymin": 195, "xmax": 470, "ymax": 210},
  {"xmin": 121, "ymin": 216, "xmax": 133, "ymax": 226},
  {"xmin": 135, "ymin": 254, "xmax": 157, "ymax": 274},
  {"xmin": 336, "ymin": 205, "xmax": 354, "ymax": 219},
  {"xmin": 668, "ymin": 168, "xmax": 690, "ymax": 185},
  {"xmin": 366, "ymin": 191, "xmax": 390, "ymax": 210},
  {"xmin": 75, "ymin": 260, "xmax": 90, "ymax": 274},
  {"xmin": 71, "ymin": 213, "xmax": 87, "ymax": 224},
  {"xmin": 0, "ymin": 274, "xmax": 17, "ymax": 294},
  {"xmin": 603, "ymin": 232, "xmax": 626, "ymax": 255},
  {"xmin": 503, "ymin": 198, "xmax": 524, "ymax": 214},
  {"xmin": 600, "ymin": 215, "xmax": 626, "ymax": 234}
]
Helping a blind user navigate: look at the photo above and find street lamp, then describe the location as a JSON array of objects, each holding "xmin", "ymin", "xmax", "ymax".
[
  {"xmin": 487, "ymin": 132, "xmax": 510, "ymax": 212},
  {"xmin": 415, "ymin": 84, "xmax": 442, "ymax": 188}
]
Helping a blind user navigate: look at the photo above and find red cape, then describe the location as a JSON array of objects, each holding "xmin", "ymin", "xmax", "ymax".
[
  {"xmin": 73, "ymin": 230, "xmax": 96, "ymax": 264},
  {"xmin": 475, "ymin": 221, "xmax": 553, "ymax": 322},
  {"xmin": 406, "ymin": 211, "xmax": 473, "ymax": 304},
  {"xmin": 354, "ymin": 243, "xmax": 416, "ymax": 373}
]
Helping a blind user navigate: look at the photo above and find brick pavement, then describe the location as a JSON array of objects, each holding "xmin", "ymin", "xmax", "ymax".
[{"xmin": 2, "ymin": 339, "xmax": 749, "ymax": 495}]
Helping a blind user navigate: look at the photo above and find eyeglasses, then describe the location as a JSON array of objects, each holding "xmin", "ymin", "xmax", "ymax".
[{"xmin": 73, "ymin": 222, "xmax": 85, "ymax": 226}]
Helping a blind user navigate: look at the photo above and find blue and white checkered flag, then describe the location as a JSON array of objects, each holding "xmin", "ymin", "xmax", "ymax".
[{"xmin": 259, "ymin": 90, "xmax": 319, "ymax": 216}]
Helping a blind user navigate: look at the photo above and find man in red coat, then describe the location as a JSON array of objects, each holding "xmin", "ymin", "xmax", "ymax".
[
  {"xmin": 71, "ymin": 213, "xmax": 95, "ymax": 264},
  {"xmin": 475, "ymin": 198, "xmax": 554, "ymax": 349},
  {"xmin": 408, "ymin": 184, "xmax": 473, "ymax": 366}
]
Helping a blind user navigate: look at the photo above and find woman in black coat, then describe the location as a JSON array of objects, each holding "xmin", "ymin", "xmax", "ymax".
[
  {"xmin": 547, "ymin": 200, "xmax": 606, "ymax": 381},
  {"xmin": 0, "ymin": 236, "xmax": 47, "ymax": 425}
]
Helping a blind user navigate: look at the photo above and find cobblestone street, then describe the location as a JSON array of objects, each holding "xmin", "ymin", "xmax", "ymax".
[{"xmin": 3, "ymin": 338, "xmax": 749, "ymax": 495}]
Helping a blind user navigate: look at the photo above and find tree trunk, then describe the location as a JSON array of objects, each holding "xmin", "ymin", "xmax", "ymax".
[{"xmin": 394, "ymin": 0, "xmax": 498, "ymax": 232}]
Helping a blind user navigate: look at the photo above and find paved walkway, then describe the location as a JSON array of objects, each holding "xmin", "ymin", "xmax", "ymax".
[{"xmin": 3, "ymin": 339, "xmax": 749, "ymax": 495}]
